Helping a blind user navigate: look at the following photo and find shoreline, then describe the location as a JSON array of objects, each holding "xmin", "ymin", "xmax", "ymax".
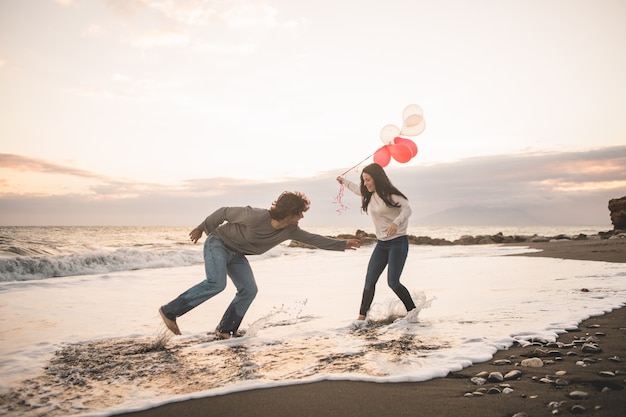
[{"xmin": 114, "ymin": 239, "xmax": 626, "ymax": 417}]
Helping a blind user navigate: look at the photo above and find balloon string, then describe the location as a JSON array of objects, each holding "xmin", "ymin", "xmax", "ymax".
[
  {"xmin": 333, "ymin": 152, "xmax": 374, "ymax": 214},
  {"xmin": 340, "ymin": 152, "xmax": 374, "ymax": 176}
]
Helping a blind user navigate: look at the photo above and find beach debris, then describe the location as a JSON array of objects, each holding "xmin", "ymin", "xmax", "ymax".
[
  {"xmin": 521, "ymin": 357, "xmax": 544, "ymax": 367},
  {"xmin": 597, "ymin": 370, "xmax": 615, "ymax": 377}
]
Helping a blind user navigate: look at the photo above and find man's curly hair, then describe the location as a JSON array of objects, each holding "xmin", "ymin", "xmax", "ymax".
[{"xmin": 269, "ymin": 191, "xmax": 310, "ymax": 220}]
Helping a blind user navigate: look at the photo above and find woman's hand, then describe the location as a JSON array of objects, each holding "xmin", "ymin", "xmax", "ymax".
[
  {"xmin": 345, "ymin": 239, "xmax": 361, "ymax": 250},
  {"xmin": 386, "ymin": 223, "xmax": 398, "ymax": 237}
]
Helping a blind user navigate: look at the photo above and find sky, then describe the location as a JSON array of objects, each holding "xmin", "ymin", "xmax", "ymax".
[{"xmin": 1, "ymin": 0, "xmax": 625, "ymax": 227}]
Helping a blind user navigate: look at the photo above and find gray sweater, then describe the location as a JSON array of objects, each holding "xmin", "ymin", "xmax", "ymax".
[{"xmin": 197, "ymin": 206, "xmax": 346, "ymax": 255}]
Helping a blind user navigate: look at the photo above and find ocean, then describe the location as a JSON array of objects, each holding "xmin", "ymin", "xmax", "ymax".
[{"xmin": 0, "ymin": 225, "xmax": 624, "ymax": 417}]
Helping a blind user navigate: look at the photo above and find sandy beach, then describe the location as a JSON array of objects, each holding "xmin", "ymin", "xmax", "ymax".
[{"xmin": 113, "ymin": 238, "xmax": 626, "ymax": 417}]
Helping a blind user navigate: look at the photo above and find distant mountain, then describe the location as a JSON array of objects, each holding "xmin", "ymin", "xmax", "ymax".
[{"xmin": 417, "ymin": 206, "xmax": 541, "ymax": 226}]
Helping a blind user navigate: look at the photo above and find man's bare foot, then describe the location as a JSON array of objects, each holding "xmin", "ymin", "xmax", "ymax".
[{"xmin": 159, "ymin": 307, "xmax": 181, "ymax": 335}]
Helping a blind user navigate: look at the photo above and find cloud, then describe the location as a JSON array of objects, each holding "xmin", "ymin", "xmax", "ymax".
[
  {"xmin": 1, "ymin": 147, "xmax": 624, "ymax": 227},
  {"xmin": 0, "ymin": 154, "xmax": 107, "ymax": 180}
]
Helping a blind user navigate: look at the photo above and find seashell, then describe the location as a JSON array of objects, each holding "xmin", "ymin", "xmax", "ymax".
[
  {"xmin": 608, "ymin": 355, "xmax": 622, "ymax": 362},
  {"xmin": 463, "ymin": 392, "xmax": 474, "ymax": 397},
  {"xmin": 502, "ymin": 387, "xmax": 514, "ymax": 394},
  {"xmin": 598, "ymin": 370, "xmax": 615, "ymax": 377},
  {"xmin": 568, "ymin": 390, "xmax": 589, "ymax": 400},
  {"xmin": 521, "ymin": 357, "xmax": 544, "ymax": 367},
  {"xmin": 512, "ymin": 413, "xmax": 529, "ymax": 417},
  {"xmin": 487, "ymin": 386, "xmax": 502, "ymax": 394},
  {"xmin": 539, "ymin": 377, "xmax": 554, "ymax": 384},
  {"xmin": 555, "ymin": 370, "xmax": 567, "ymax": 376},
  {"xmin": 570, "ymin": 404, "xmax": 586, "ymax": 414},
  {"xmin": 493, "ymin": 359, "xmax": 511, "ymax": 365},
  {"xmin": 475, "ymin": 370, "xmax": 489, "ymax": 377},
  {"xmin": 555, "ymin": 379, "xmax": 569, "ymax": 386}
]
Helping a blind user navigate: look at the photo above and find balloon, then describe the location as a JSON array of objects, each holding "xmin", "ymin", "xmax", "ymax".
[
  {"xmin": 389, "ymin": 143, "xmax": 412, "ymax": 163},
  {"xmin": 373, "ymin": 145, "xmax": 391, "ymax": 167},
  {"xmin": 379, "ymin": 124, "xmax": 400, "ymax": 145},
  {"xmin": 393, "ymin": 137, "xmax": 418, "ymax": 157},
  {"xmin": 402, "ymin": 104, "xmax": 423, "ymax": 120},
  {"xmin": 401, "ymin": 115, "xmax": 426, "ymax": 136}
]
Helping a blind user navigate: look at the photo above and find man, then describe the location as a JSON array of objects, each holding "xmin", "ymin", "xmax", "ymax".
[{"xmin": 159, "ymin": 191, "xmax": 360, "ymax": 338}]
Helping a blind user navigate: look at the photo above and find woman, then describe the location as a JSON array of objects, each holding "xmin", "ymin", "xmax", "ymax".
[{"xmin": 337, "ymin": 163, "xmax": 417, "ymax": 327}]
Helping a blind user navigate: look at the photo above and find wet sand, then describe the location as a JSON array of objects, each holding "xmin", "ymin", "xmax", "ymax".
[{"xmin": 114, "ymin": 238, "xmax": 626, "ymax": 417}]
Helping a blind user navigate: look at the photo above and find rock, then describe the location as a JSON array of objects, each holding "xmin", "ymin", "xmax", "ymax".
[
  {"xmin": 504, "ymin": 369, "xmax": 522, "ymax": 380},
  {"xmin": 568, "ymin": 390, "xmax": 589, "ymax": 400},
  {"xmin": 487, "ymin": 371, "xmax": 504, "ymax": 382},
  {"xmin": 521, "ymin": 357, "xmax": 544, "ymax": 367},
  {"xmin": 608, "ymin": 196, "xmax": 626, "ymax": 230}
]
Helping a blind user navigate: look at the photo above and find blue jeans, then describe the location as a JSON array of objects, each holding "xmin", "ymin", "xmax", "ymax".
[
  {"xmin": 161, "ymin": 234, "xmax": 258, "ymax": 333},
  {"xmin": 359, "ymin": 235, "xmax": 415, "ymax": 316}
]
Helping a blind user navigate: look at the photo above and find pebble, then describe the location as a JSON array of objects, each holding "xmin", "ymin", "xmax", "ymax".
[
  {"xmin": 521, "ymin": 357, "xmax": 544, "ymax": 367},
  {"xmin": 568, "ymin": 390, "xmax": 589, "ymax": 400},
  {"xmin": 512, "ymin": 413, "xmax": 529, "ymax": 417},
  {"xmin": 492, "ymin": 359, "xmax": 511, "ymax": 365},
  {"xmin": 504, "ymin": 369, "xmax": 522, "ymax": 380},
  {"xmin": 487, "ymin": 372, "xmax": 503, "ymax": 382},
  {"xmin": 598, "ymin": 370, "xmax": 615, "ymax": 377},
  {"xmin": 470, "ymin": 377, "xmax": 486, "ymax": 385},
  {"xmin": 581, "ymin": 343, "xmax": 602, "ymax": 353}
]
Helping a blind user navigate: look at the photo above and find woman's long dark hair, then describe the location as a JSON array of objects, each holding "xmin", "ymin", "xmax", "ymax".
[{"xmin": 359, "ymin": 163, "xmax": 408, "ymax": 213}]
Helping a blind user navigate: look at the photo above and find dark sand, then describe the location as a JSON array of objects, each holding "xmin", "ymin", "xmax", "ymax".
[{"xmin": 114, "ymin": 238, "xmax": 626, "ymax": 417}]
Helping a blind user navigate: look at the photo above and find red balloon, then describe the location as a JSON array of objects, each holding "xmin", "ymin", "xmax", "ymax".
[
  {"xmin": 373, "ymin": 145, "xmax": 391, "ymax": 167},
  {"xmin": 389, "ymin": 143, "xmax": 412, "ymax": 163},
  {"xmin": 393, "ymin": 137, "xmax": 418, "ymax": 157}
]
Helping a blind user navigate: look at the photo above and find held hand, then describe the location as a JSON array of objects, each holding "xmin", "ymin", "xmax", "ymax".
[
  {"xmin": 189, "ymin": 227, "xmax": 203, "ymax": 244},
  {"xmin": 386, "ymin": 223, "xmax": 398, "ymax": 237},
  {"xmin": 345, "ymin": 238, "xmax": 360, "ymax": 250}
]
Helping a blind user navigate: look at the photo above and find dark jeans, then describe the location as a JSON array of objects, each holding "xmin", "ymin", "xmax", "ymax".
[
  {"xmin": 359, "ymin": 235, "xmax": 415, "ymax": 316},
  {"xmin": 161, "ymin": 234, "xmax": 258, "ymax": 334}
]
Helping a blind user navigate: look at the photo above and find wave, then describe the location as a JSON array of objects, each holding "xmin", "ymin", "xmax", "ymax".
[
  {"xmin": 0, "ymin": 244, "xmax": 296, "ymax": 282},
  {"xmin": 0, "ymin": 248, "xmax": 204, "ymax": 282}
]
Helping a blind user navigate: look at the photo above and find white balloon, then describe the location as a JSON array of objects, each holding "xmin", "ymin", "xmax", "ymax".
[
  {"xmin": 402, "ymin": 104, "xmax": 424, "ymax": 121},
  {"xmin": 400, "ymin": 117, "xmax": 426, "ymax": 136},
  {"xmin": 380, "ymin": 124, "xmax": 400, "ymax": 144}
]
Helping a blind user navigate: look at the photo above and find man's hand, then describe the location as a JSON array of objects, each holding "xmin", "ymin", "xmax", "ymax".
[
  {"xmin": 189, "ymin": 227, "xmax": 203, "ymax": 244},
  {"xmin": 345, "ymin": 238, "xmax": 360, "ymax": 250}
]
